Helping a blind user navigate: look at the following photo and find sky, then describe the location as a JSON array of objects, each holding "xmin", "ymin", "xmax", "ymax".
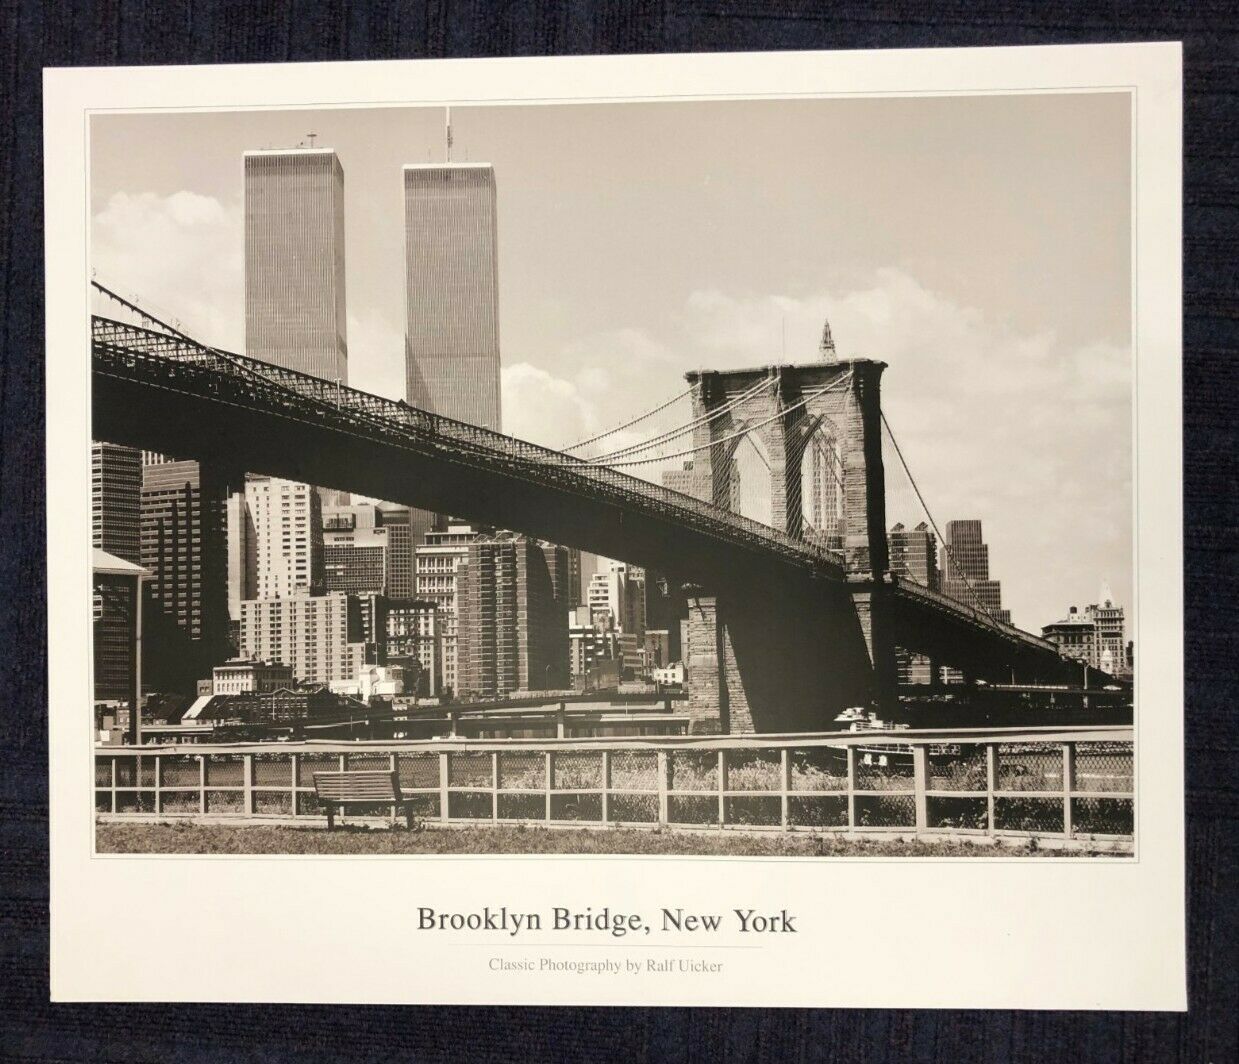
[{"xmin": 90, "ymin": 93, "xmax": 1132, "ymax": 632}]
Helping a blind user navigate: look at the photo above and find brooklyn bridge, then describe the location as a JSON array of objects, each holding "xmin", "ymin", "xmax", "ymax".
[{"xmin": 90, "ymin": 288, "xmax": 1111, "ymax": 735}]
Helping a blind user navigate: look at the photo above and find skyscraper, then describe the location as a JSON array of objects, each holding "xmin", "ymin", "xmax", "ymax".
[
  {"xmin": 244, "ymin": 148, "xmax": 348, "ymax": 384},
  {"xmin": 376, "ymin": 503, "xmax": 435, "ymax": 599},
  {"xmin": 455, "ymin": 535, "xmax": 569, "ymax": 699},
  {"xmin": 245, "ymin": 477, "xmax": 324, "ymax": 599},
  {"xmin": 804, "ymin": 435, "xmax": 844, "ymax": 550},
  {"xmin": 140, "ymin": 459, "xmax": 231, "ymax": 691},
  {"xmin": 939, "ymin": 519, "xmax": 1011, "ymax": 625},
  {"xmin": 890, "ymin": 521, "xmax": 940, "ymax": 685},
  {"xmin": 415, "ymin": 522, "xmax": 485, "ymax": 696},
  {"xmin": 385, "ymin": 599, "xmax": 442, "ymax": 696},
  {"xmin": 322, "ymin": 503, "xmax": 389, "ymax": 596},
  {"xmin": 661, "ymin": 460, "xmax": 741, "ymax": 511},
  {"xmin": 402, "ymin": 162, "xmax": 501, "ymax": 430},
  {"xmin": 225, "ymin": 489, "xmax": 256, "ymax": 640},
  {"xmin": 91, "ymin": 442, "xmax": 142, "ymax": 565},
  {"xmin": 141, "ymin": 460, "xmax": 231, "ymax": 649},
  {"xmin": 889, "ymin": 521, "xmax": 939, "ymax": 590}
]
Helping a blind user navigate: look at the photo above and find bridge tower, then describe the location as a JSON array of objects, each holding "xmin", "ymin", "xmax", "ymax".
[{"xmin": 680, "ymin": 361, "xmax": 898, "ymax": 731}]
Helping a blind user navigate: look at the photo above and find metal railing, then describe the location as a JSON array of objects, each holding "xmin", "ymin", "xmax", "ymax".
[
  {"xmin": 92, "ymin": 316, "xmax": 844, "ymax": 576},
  {"xmin": 95, "ymin": 727, "xmax": 1134, "ymax": 843}
]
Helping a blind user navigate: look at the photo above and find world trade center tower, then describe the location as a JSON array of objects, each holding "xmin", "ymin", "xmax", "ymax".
[
  {"xmin": 244, "ymin": 148, "xmax": 348, "ymax": 384},
  {"xmin": 403, "ymin": 162, "xmax": 502, "ymax": 431}
]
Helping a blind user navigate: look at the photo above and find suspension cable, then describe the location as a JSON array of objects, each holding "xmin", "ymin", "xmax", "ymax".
[
  {"xmin": 576, "ymin": 372, "xmax": 853, "ymax": 469},
  {"xmin": 587, "ymin": 374, "xmax": 774, "ymax": 463},
  {"xmin": 563, "ymin": 385, "xmax": 697, "ymax": 452},
  {"xmin": 742, "ymin": 431, "xmax": 770, "ymax": 471},
  {"xmin": 879, "ymin": 410, "xmax": 994, "ymax": 620}
]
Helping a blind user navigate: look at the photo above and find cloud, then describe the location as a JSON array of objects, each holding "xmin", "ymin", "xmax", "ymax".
[
  {"xmin": 92, "ymin": 191, "xmax": 244, "ymax": 351},
  {"xmin": 501, "ymin": 362, "xmax": 596, "ymax": 450}
]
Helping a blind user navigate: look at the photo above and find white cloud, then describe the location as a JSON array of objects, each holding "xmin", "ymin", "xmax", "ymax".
[
  {"xmin": 501, "ymin": 362, "xmax": 596, "ymax": 450},
  {"xmin": 91, "ymin": 191, "xmax": 244, "ymax": 351}
]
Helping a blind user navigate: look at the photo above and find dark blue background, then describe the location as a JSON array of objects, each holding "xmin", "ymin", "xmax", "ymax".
[{"xmin": 2, "ymin": 3, "xmax": 1235, "ymax": 1061}]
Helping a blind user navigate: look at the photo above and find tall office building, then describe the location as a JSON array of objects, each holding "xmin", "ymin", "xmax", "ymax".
[
  {"xmin": 244, "ymin": 148, "xmax": 348, "ymax": 384},
  {"xmin": 662, "ymin": 459, "xmax": 742, "ymax": 512},
  {"xmin": 141, "ymin": 460, "xmax": 225, "ymax": 644},
  {"xmin": 565, "ymin": 548, "xmax": 583, "ymax": 610},
  {"xmin": 225, "ymin": 489, "xmax": 256, "ymax": 638},
  {"xmin": 804, "ymin": 435, "xmax": 844, "ymax": 550},
  {"xmin": 245, "ymin": 478, "xmax": 324, "ymax": 599},
  {"xmin": 939, "ymin": 519, "xmax": 1011, "ymax": 625},
  {"xmin": 139, "ymin": 459, "xmax": 231, "ymax": 690},
  {"xmin": 455, "ymin": 535, "xmax": 569, "ymax": 699},
  {"xmin": 568, "ymin": 605, "xmax": 618, "ymax": 687},
  {"xmin": 376, "ymin": 503, "xmax": 435, "ymax": 599},
  {"xmin": 889, "ymin": 522, "xmax": 940, "ymax": 590},
  {"xmin": 322, "ymin": 503, "xmax": 389, "ymax": 596},
  {"xmin": 415, "ymin": 522, "xmax": 485, "ymax": 696},
  {"xmin": 91, "ymin": 442, "xmax": 142, "ymax": 566},
  {"xmin": 587, "ymin": 570, "xmax": 620, "ymax": 631},
  {"xmin": 611, "ymin": 560, "xmax": 647, "ymax": 639},
  {"xmin": 890, "ymin": 521, "xmax": 940, "ymax": 685},
  {"xmin": 402, "ymin": 163, "xmax": 501, "ymax": 430}
]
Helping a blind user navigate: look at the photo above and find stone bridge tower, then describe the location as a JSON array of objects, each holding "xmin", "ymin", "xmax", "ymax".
[{"xmin": 679, "ymin": 361, "xmax": 898, "ymax": 732}]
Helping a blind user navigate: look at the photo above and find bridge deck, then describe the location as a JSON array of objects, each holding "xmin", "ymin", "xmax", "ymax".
[
  {"xmin": 92, "ymin": 315, "xmax": 1067, "ymax": 668},
  {"xmin": 92, "ymin": 316, "xmax": 844, "ymax": 580}
]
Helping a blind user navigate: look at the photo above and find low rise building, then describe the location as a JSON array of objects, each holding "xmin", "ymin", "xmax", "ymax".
[
  {"xmin": 652, "ymin": 662, "xmax": 685, "ymax": 687},
  {"xmin": 183, "ymin": 685, "xmax": 366, "ymax": 726},
  {"xmin": 211, "ymin": 658, "xmax": 294, "ymax": 695},
  {"xmin": 329, "ymin": 664, "xmax": 407, "ymax": 701}
]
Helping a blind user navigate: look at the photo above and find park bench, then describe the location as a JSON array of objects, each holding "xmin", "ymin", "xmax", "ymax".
[{"xmin": 312, "ymin": 769, "xmax": 417, "ymax": 831}]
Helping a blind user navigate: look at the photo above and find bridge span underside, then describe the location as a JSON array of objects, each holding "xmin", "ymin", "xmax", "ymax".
[{"xmin": 93, "ymin": 349, "xmax": 878, "ymax": 731}]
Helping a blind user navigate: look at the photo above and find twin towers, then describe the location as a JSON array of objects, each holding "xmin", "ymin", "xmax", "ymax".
[{"xmin": 242, "ymin": 143, "xmax": 502, "ymax": 433}]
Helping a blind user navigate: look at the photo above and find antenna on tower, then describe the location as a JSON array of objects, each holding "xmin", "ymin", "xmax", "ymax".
[
  {"xmin": 445, "ymin": 106, "xmax": 453, "ymax": 163},
  {"xmin": 306, "ymin": 132, "xmax": 317, "ymax": 148}
]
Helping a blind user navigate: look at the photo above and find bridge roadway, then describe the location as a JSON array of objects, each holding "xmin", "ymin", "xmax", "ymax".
[
  {"xmin": 91, "ymin": 315, "xmax": 1082, "ymax": 724},
  {"xmin": 93, "ymin": 316, "xmax": 847, "ymax": 590}
]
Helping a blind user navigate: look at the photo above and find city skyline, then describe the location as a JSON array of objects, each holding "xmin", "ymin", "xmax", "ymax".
[{"xmin": 89, "ymin": 95, "xmax": 1132, "ymax": 630}]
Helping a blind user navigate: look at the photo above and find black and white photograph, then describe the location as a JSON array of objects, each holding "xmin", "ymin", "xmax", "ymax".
[
  {"xmin": 42, "ymin": 43, "xmax": 1188, "ymax": 1011},
  {"xmin": 85, "ymin": 88, "xmax": 1141, "ymax": 859}
]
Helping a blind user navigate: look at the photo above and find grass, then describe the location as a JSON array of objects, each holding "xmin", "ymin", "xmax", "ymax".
[{"xmin": 93, "ymin": 820, "xmax": 1128, "ymax": 857}]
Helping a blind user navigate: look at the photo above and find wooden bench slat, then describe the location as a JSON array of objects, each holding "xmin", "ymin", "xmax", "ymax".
[{"xmin": 313, "ymin": 770, "xmax": 404, "ymax": 801}]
